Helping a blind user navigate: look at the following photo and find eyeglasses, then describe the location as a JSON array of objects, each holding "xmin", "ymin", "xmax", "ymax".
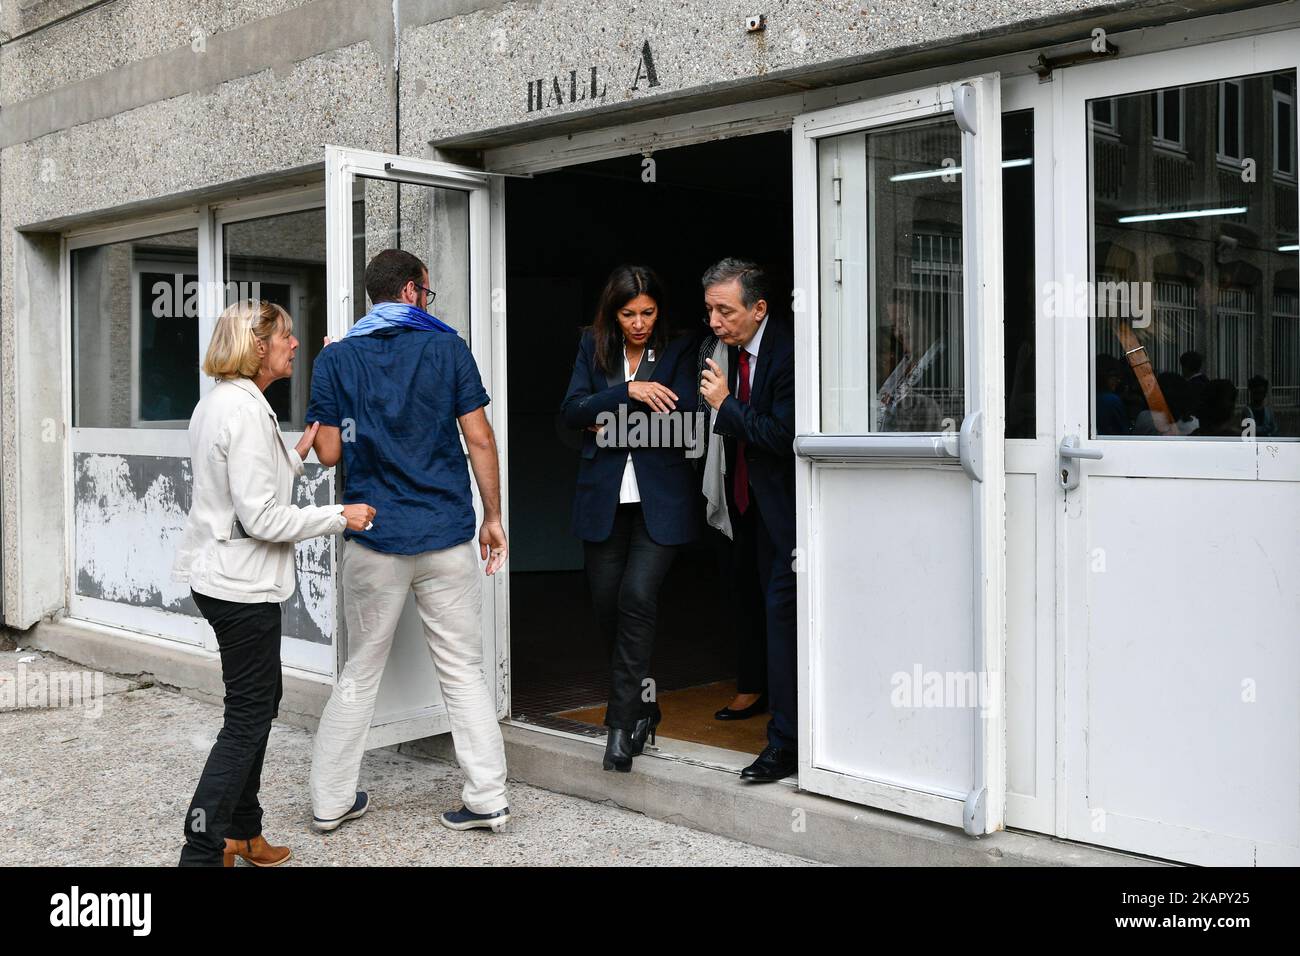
[{"xmin": 417, "ymin": 284, "xmax": 437, "ymax": 304}]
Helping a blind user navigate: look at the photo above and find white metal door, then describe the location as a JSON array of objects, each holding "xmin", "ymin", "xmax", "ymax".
[
  {"xmin": 1057, "ymin": 32, "xmax": 1300, "ymax": 865},
  {"xmin": 324, "ymin": 145, "xmax": 506, "ymax": 749},
  {"xmin": 792, "ymin": 75, "xmax": 1007, "ymax": 833}
]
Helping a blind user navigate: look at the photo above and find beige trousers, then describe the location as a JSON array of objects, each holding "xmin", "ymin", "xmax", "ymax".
[{"xmin": 310, "ymin": 539, "xmax": 508, "ymax": 818}]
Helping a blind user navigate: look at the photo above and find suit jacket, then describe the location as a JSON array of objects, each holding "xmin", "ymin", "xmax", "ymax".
[
  {"xmin": 560, "ymin": 329, "xmax": 701, "ymax": 546},
  {"xmin": 711, "ymin": 317, "xmax": 796, "ymax": 554}
]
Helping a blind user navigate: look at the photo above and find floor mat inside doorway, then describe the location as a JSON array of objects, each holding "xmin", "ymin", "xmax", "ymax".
[{"xmin": 556, "ymin": 680, "xmax": 768, "ymax": 754}]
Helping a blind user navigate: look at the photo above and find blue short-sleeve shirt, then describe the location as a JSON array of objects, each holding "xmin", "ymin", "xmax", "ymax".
[{"xmin": 307, "ymin": 326, "xmax": 489, "ymax": 555}]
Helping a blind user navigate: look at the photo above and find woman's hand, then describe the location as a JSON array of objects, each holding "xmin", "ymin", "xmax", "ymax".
[
  {"xmin": 295, "ymin": 421, "xmax": 320, "ymax": 462},
  {"xmin": 628, "ymin": 381, "xmax": 678, "ymax": 413},
  {"xmin": 342, "ymin": 503, "xmax": 376, "ymax": 532}
]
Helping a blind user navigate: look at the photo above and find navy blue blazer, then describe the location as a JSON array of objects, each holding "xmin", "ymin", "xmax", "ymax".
[
  {"xmin": 712, "ymin": 317, "xmax": 796, "ymax": 555},
  {"xmin": 561, "ymin": 330, "xmax": 702, "ymax": 546}
]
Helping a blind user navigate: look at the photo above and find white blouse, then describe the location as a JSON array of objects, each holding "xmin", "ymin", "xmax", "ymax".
[{"xmin": 618, "ymin": 347, "xmax": 641, "ymax": 504}]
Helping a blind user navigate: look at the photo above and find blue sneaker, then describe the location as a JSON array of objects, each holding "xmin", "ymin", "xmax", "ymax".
[
  {"xmin": 312, "ymin": 791, "xmax": 369, "ymax": 832},
  {"xmin": 439, "ymin": 805, "xmax": 510, "ymax": 832}
]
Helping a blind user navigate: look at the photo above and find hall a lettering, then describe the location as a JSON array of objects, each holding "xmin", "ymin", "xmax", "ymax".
[{"xmin": 526, "ymin": 41, "xmax": 660, "ymax": 113}]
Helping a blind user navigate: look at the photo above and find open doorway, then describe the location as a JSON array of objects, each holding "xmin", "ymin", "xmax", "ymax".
[{"xmin": 504, "ymin": 130, "xmax": 794, "ymax": 756}]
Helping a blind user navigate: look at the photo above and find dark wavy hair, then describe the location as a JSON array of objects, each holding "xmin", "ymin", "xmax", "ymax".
[{"xmin": 591, "ymin": 265, "xmax": 669, "ymax": 375}]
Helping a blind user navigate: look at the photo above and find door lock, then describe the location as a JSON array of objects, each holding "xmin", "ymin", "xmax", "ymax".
[{"xmin": 1058, "ymin": 435, "xmax": 1103, "ymax": 491}]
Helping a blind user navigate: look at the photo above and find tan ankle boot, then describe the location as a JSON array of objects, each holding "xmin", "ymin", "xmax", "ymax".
[{"xmin": 223, "ymin": 834, "xmax": 292, "ymax": 867}]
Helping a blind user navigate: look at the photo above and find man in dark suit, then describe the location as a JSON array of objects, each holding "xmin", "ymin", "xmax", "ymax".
[{"xmin": 699, "ymin": 259, "xmax": 798, "ymax": 782}]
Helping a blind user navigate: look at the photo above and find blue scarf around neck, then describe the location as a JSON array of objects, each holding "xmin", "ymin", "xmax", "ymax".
[{"xmin": 344, "ymin": 300, "xmax": 459, "ymax": 339}]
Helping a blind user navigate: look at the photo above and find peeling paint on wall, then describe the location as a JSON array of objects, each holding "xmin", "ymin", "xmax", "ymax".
[
  {"xmin": 74, "ymin": 452, "xmax": 335, "ymax": 645},
  {"xmin": 74, "ymin": 453, "xmax": 195, "ymax": 613},
  {"xmin": 285, "ymin": 464, "xmax": 333, "ymax": 645}
]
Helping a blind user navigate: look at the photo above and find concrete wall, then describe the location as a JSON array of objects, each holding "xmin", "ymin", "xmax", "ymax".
[
  {"xmin": 396, "ymin": 0, "xmax": 1278, "ymax": 153},
  {"xmin": 0, "ymin": 0, "xmax": 1285, "ymax": 628},
  {"xmin": 0, "ymin": 0, "xmax": 398, "ymax": 627}
]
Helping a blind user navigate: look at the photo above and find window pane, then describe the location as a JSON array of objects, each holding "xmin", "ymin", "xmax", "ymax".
[
  {"xmin": 1089, "ymin": 70, "xmax": 1300, "ymax": 440},
  {"xmin": 818, "ymin": 115, "xmax": 965, "ymax": 433},
  {"xmin": 354, "ymin": 176, "xmax": 472, "ymax": 340},
  {"xmin": 1163, "ymin": 90, "xmax": 1183, "ymax": 145},
  {"xmin": 72, "ymin": 229, "xmax": 199, "ymax": 427},
  {"xmin": 222, "ymin": 207, "xmax": 327, "ymax": 430},
  {"xmin": 1003, "ymin": 111, "xmax": 1037, "ymax": 438},
  {"xmin": 1091, "ymin": 99, "xmax": 1114, "ymax": 129}
]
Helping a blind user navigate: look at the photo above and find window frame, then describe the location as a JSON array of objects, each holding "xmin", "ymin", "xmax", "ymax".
[
  {"xmin": 1089, "ymin": 96, "xmax": 1119, "ymax": 137},
  {"xmin": 1274, "ymin": 84, "xmax": 1297, "ymax": 181},
  {"xmin": 1216, "ymin": 78, "xmax": 1246, "ymax": 167},
  {"xmin": 65, "ymin": 185, "xmax": 327, "ymax": 432},
  {"xmin": 62, "ymin": 184, "xmax": 331, "ymax": 662},
  {"xmin": 66, "ymin": 210, "xmax": 203, "ymax": 436},
  {"xmin": 1151, "ymin": 87, "xmax": 1187, "ymax": 153},
  {"xmin": 212, "ymin": 186, "xmax": 327, "ymax": 423}
]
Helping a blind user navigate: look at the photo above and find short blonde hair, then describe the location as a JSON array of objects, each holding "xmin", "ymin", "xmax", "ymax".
[{"xmin": 203, "ymin": 300, "xmax": 292, "ymax": 380}]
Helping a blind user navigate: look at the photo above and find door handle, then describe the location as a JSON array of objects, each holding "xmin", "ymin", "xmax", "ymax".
[
  {"xmin": 958, "ymin": 410, "xmax": 983, "ymax": 483},
  {"xmin": 1058, "ymin": 435, "xmax": 1103, "ymax": 491}
]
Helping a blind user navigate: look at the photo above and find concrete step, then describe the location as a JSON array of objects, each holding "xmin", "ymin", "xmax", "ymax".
[{"xmin": 401, "ymin": 723, "xmax": 1164, "ymax": 867}]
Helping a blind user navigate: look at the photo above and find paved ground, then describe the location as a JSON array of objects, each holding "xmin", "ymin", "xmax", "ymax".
[{"xmin": 0, "ymin": 647, "xmax": 816, "ymax": 866}]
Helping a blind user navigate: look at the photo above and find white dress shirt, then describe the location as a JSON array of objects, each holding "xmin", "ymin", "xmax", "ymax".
[{"xmin": 618, "ymin": 347, "xmax": 642, "ymax": 504}]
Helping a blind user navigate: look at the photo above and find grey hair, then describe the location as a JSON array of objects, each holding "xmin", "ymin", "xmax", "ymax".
[{"xmin": 701, "ymin": 257, "xmax": 769, "ymax": 309}]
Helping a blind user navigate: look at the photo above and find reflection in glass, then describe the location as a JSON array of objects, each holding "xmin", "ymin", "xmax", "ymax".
[
  {"xmin": 72, "ymin": 229, "xmax": 200, "ymax": 427},
  {"xmin": 1089, "ymin": 70, "xmax": 1299, "ymax": 439},
  {"xmin": 818, "ymin": 115, "xmax": 965, "ymax": 433},
  {"xmin": 1003, "ymin": 111, "xmax": 1037, "ymax": 439},
  {"xmin": 223, "ymin": 208, "xmax": 327, "ymax": 430},
  {"xmin": 354, "ymin": 177, "xmax": 471, "ymax": 340},
  {"xmin": 817, "ymin": 111, "xmax": 1037, "ymax": 436}
]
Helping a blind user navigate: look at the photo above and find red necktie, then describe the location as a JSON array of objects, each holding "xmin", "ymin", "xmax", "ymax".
[{"xmin": 734, "ymin": 350, "xmax": 751, "ymax": 514}]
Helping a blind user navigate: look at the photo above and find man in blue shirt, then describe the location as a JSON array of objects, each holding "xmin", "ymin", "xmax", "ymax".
[{"xmin": 306, "ymin": 249, "xmax": 510, "ymax": 834}]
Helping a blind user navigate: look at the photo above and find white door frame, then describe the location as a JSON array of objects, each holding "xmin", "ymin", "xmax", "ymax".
[
  {"xmin": 998, "ymin": 72, "xmax": 1061, "ymax": 839},
  {"xmin": 790, "ymin": 74, "xmax": 1007, "ymax": 833}
]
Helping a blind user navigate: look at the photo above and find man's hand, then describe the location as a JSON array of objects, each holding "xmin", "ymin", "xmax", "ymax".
[
  {"xmin": 480, "ymin": 519, "xmax": 508, "ymax": 576},
  {"xmin": 341, "ymin": 503, "xmax": 377, "ymax": 531},
  {"xmin": 295, "ymin": 421, "xmax": 320, "ymax": 462},
  {"xmin": 700, "ymin": 358, "xmax": 730, "ymax": 410}
]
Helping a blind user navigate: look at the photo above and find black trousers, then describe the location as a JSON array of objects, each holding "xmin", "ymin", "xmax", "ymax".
[
  {"xmin": 713, "ymin": 503, "xmax": 768, "ymax": 696},
  {"xmin": 584, "ymin": 503, "xmax": 677, "ymax": 730},
  {"xmin": 749, "ymin": 494, "xmax": 798, "ymax": 752},
  {"xmin": 179, "ymin": 591, "xmax": 284, "ymax": 867}
]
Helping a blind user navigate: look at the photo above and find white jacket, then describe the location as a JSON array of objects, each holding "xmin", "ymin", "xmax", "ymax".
[{"xmin": 172, "ymin": 377, "xmax": 346, "ymax": 603}]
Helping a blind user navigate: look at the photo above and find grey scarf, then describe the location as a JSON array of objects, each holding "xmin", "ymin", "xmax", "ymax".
[{"xmin": 700, "ymin": 337, "xmax": 733, "ymax": 540}]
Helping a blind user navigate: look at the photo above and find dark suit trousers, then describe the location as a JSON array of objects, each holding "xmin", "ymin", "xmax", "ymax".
[
  {"xmin": 584, "ymin": 503, "xmax": 677, "ymax": 729},
  {"xmin": 751, "ymin": 494, "xmax": 798, "ymax": 751},
  {"xmin": 713, "ymin": 504, "xmax": 768, "ymax": 695}
]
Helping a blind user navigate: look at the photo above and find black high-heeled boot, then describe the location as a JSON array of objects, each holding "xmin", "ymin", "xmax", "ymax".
[
  {"xmin": 629, "ymin": 708, "xmax": 662, "ymax": 757},
  {"xmin": 603, "ymin": 727, "xmax": 634, "ymax": 772}
]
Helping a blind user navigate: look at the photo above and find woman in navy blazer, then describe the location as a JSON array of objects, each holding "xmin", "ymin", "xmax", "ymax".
[{"xmin": 561, "ymin": 265, "xmax": 700, "ymax": 772}]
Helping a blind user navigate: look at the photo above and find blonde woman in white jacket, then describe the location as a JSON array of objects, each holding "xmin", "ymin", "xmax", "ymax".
[{"xmin": 172, "ymin": 300, "xmax": 375, "ymax": 867}]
